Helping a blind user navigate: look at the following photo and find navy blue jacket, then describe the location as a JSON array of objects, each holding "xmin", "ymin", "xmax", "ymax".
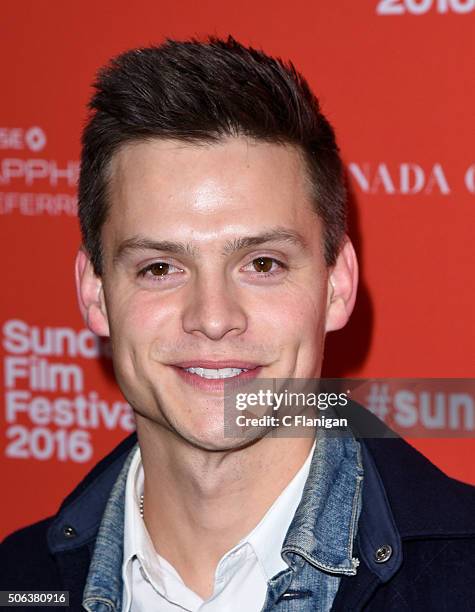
[{"xmin": 2, "ymin": 412, "xmax": 475, "ymax": 611}]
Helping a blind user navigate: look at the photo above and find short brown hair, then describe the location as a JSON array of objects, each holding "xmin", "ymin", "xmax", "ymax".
[{"xmin": 78, "ymin": 36, "xmax": 347, "ymax": 275}]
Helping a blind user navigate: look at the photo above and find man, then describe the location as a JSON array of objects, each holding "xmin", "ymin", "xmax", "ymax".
[{"xmin": 2, "ymin": 36, "xmax": 475, "ymax": 611}]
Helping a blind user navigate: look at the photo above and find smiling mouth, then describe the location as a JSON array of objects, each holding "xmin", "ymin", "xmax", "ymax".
[
  {"xmin": 183, "ymin": 366, "xmax": 248, "ymax": 379},
  {"xmin": 171, "ymin": 361, "xmax": 262, "ymax": 389}
]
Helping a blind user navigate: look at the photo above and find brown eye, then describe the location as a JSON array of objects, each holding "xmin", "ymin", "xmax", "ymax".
[
  {"xmin": 252, "ymin": 257, "xmax": 274, "ymax": 273},
  {"xmin": 148, "ymin": 262, "xmax": 170, "ymax": 276}
]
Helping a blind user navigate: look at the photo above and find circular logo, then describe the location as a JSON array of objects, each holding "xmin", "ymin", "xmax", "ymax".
[{"xmin": 25, "ymin": 126, "xmax": 47, "ymax": 152}]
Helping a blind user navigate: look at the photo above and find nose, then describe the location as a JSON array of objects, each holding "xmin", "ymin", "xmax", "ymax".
[{"xmin": 182, "ymin": 275, "xmax": 247, "ymax": 341}]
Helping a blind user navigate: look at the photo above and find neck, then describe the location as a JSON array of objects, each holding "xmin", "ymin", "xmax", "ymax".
[{"xmin": 136, "ymin": 417, "xmax": 314, "ymax": 598}]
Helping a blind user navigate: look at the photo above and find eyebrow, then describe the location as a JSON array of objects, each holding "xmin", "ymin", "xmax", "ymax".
[
  {"xmin": 221, "ymin": 229, "xmax": 308, "ymax": 255},
  {"xmin": 114, "ymin": 238, "xmax": 197, "ymax": 263},
  {"xmin": 113, "ymin": 228, "xmax": 308, "ymax": 263}
]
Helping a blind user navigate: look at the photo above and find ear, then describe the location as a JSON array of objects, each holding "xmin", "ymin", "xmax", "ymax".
[
  {"xmin": 74, "ymin": 248, "xmax": 110, "ymax": 337},
  {"xmin": 325, "ymin": 237, "xmax": 358, "ymax": 332}
]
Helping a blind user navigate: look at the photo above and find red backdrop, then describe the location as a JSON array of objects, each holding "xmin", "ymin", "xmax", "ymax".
[{"xmin": 1, "ymin": 0, "xmax": 474, "ymax": 540}]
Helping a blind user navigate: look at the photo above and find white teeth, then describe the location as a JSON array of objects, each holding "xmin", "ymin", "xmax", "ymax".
[{"xmin": 184, "ymin": 367, "xmax": 248, "ymax": 379}]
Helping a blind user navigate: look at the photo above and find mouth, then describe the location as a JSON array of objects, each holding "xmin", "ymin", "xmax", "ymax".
[
  {"xmin": 170, "ymin": 360, "xmax": 262, "ymax": 391},
  {"xmin": 183, "ymin": 366, "xmax": 249, "ymax": 379}
]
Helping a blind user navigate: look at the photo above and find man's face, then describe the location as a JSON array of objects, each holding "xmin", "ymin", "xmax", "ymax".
[{"xmin": 97, "ymin": 137, "xmax": 337, "ymax": 449}]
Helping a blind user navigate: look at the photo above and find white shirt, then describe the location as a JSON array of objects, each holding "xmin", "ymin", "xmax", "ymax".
[{"xmin": 121, "ymin": 440, "xmax": 316, "ymax": 612}]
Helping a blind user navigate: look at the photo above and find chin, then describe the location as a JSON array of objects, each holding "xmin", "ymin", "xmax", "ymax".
[
  {"xmin": 182, "ymin": 434, "xmax": 251, "ymax": 452},
  {"xmin": 178, "ymin": 424, "xmax": 263, "ymax": 452}
]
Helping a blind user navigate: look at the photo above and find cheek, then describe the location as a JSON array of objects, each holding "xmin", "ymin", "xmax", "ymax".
[
  {"xmin": 107, "ymin": 291, "xmax": 180, "ymax": 361},
  {"xmin": 111, "ymin": 287, "xmax": 178, "ymax": 327},
  {"xmin": 248, "ymin": 281, "xmax": 328, "ymax": 338}
]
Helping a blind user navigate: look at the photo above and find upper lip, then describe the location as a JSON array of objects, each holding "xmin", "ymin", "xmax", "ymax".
[{"xmin": 171, "ymin": 360, "xmax": 261, "ymax": 369}]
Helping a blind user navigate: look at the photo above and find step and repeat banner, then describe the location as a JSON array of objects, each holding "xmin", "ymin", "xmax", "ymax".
[{"xmin": 1, "ymin": 1, "xmax": 474, "ymax": 539}]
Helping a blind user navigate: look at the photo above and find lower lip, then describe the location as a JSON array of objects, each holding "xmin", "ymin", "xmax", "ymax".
[{"xmin": 172, "ymin": 366, "xmax": 262, "ymax": 392}]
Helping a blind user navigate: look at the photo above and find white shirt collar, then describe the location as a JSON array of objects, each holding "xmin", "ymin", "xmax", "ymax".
[
  {"xmin": 122, "ymin": 439, "xmax": 316, "ymax": 609},
  {"xmin": 244, "ymin": 438, "xmax": 315, "ymax": 579}
]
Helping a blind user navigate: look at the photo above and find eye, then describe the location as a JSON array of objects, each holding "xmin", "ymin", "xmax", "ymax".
[
  {"xmin": 242, "ymin": 256, "xmax": 287, "ymax": 276},
  {"xmin": 252, "ymin": 257, "xmax": 276, "ymax": 273},
  {"xmin": 138, "ymin": 261, "xmax": 184, "ymax": 279}
]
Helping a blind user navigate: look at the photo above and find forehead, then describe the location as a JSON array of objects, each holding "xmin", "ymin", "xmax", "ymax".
[{"xmin": 103, "ymin": 136, "xmax": 320, "ymax": 249}]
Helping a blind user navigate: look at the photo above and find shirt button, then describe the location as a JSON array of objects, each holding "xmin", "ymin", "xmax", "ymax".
[
  {"xmin": 62, "ymin": 525, "xmax": 77, "ymax": 538},
  {"xmin": 374, "ymin": 544, "xmax": 392, "ymax": 563}
]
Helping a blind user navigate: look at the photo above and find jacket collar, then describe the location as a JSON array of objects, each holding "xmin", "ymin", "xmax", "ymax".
[
  {"xmin": 47, "ymin": 430, "xmax": 405, "ymax": 608},
  {"xmin": 81, "ymin": 445, "xmax": 136, "ymax": 612},
  {"xmin": 76, "ymin": 431, "xmax": 368, "ymax": 610},
  {"xmin": 49, "ymin": 402, "xmax": 475, "ymax": 608},
  {"xmin": 347, "ymin": 401, "xmax": 475, "ymax": 540},
  {"xmin": 282, "ymin": 432, "xmax": 364, "ymax": 576},
  {"xmin": 47, "ymin": 404, "xmax": 475, "ymax": 559},
  {"xmin": 45, "ymin": 407, "xmax": 475, "ymax": 612},
  {"xmin": 364, "ymin": 436, "xmax": 475, "ymax": 538},
  {"xmin": 47, "ymin": 433, "xmax": 138, "ymax": 555}
]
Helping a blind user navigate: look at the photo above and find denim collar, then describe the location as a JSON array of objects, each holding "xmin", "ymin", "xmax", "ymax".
[
  {"xmin": 82, "ymin": 446, "xmax": 135, "ymax": 612},
  {"xmin": 282, "ymin": 433, "xmax": 363, "ymax": 576},
  {"xmin": 79, "ymin": 432, "xmax": 366, "ymax": 611}
]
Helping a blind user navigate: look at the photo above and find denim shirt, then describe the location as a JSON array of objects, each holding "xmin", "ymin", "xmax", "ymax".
[{"xmin": 82, "ymin": 432, "xmax": 364, "ymax": 612}]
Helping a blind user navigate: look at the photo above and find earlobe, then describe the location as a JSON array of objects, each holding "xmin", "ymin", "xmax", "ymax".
[
  {"xmin": 74, "ymin": 248, "xmax": 110, "ymax": 337},
  {"xmin": 325, "ymin": 237, "xmax": 358, "ymax": 332}
]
